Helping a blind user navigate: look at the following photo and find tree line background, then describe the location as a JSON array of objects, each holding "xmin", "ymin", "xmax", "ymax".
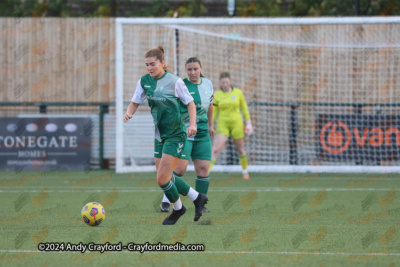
[{"xmin": 0, "ymin": 0, "xmax": 398, "ymax": 17}]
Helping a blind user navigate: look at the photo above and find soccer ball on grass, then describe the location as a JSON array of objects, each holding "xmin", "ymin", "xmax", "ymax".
[{"xmin": 81, "ymin": 202, "xmax": 105, "ymax": 226}]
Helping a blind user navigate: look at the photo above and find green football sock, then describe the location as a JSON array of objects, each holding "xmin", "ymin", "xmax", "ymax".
[
  {"xmin": 196, "ymin": 176, "xmax": 209, "ymax": 195},
  {"xmin": 208, "ymin": 159, "xmax": 216, "ymax": 172},
  {"xmin": 239, "ymin": 154, "xmax": 248, "ymax": 170},
  {"xmin": 160, "ymin": 180, "xmax": 179, "ymax": 203},
  {"xmin": 172, "ymin": 171, "xmax": 183, "ymax": 179},
  {"xmin": 172, "ymin": 172, "xmax": 190, "ymax": 196}
]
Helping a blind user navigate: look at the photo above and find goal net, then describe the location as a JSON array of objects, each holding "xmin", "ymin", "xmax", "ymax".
[{"xmin": 116, "ymin": 17, "xmax": 400, "ymax": 173}]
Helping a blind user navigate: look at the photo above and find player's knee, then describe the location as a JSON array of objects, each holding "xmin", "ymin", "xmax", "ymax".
[
  {"xmin": 156, "ymin": 173, "xmax": 169, "ymax": 186},
  {"xmin": 174, "ymin": 169, "xmax": 185, "ymax": 176},
  {"xmin": 237, "ymin": 148, "xmax": 246, "ymax": 155},
  {"xmin": 213, "ymin": 146, "xmax": 222, "ymax": 155},
  {"xmin": 157, "ymin": 178, "xmax": 167, "ymax": 186},
  {"xmin": 197, "ymin": 166, "xmax": 209, "ymax": 177}
]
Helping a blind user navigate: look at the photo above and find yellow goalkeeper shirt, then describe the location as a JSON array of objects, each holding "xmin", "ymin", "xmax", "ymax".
[{"xmin": 213, "ymin": 87, "xmax": 250, "ymax": 124}]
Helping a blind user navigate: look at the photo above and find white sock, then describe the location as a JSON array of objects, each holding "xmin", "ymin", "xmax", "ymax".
[
  {"xmin": 242, "ymin": 169, "xmax": 248, "ymax": 175},
  {"xmin": 172, "ymin": 198, "xmax": 182, "ymax": 210},
  {"xmin": 162, "ymin": 194, "xmax": 170, "ymax": 203},
  {"xmin": 187, "ymin": 187, "xmax": 199, "ymax": 201}
]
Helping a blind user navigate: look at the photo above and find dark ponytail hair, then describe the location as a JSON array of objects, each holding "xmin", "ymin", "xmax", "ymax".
[
  {"xmin": 145, "ymin": 45, "xmax": 167, "ymax": 70},
  {"xmin": 185, "ymin": 57, "xmax": 204, "ymax": 77}
]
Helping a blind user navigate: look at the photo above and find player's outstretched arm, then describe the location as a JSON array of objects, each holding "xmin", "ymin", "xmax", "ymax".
[
  {"xmin": 125, "ymin": 79, "xmax": 146, "ymax": 122},
  {"xmin": 123, "ymin": 102, "xmax": 139, "ymax": 122}
]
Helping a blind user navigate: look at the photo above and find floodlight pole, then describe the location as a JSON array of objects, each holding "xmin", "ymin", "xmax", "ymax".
[
  {"xmin": 111, "ymin": 0, "xmax": 117, "ymax": 17},
  {"xmin": 354, "ymin": 0, "xmax": 360, "ymax": 15}
]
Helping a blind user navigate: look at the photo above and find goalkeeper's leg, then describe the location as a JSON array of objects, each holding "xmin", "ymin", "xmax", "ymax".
[
  {"xmin": 233, "ymin": 138, "xmax": 250, "ymax": 180},
  {"xmin": 209, "ymin": 134, "xmax": 228, "ymax": 172}
]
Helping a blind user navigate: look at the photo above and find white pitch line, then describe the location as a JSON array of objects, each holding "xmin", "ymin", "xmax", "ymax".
[
  {"xmin": 0, "ymin": 187, "xmax": 396, "ymax": 193},
  {"xmin": 0, "ymin": 250, "xmax": 399, "ymax": 256}
]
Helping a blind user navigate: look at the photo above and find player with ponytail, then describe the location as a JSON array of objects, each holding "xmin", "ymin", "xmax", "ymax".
[{"xmin": 124, "ymin": 46, "xmax": 208, "ymax": 225}]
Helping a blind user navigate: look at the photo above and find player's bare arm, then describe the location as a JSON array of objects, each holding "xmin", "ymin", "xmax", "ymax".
[
  {"xmin": 208, "ymin": 103, "xmax": 214, "ymax": 138},
  {"xmin": 187, "ymin": 101, "xmax": 197, "ymax": 137},
  {"xmin": 123, "ymin": 102, "xmax": 140, "ymax": 122}
]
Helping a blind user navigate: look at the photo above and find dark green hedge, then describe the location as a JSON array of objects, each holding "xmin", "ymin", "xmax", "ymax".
[{"xmin": 0, "ymin": 0, "xmax": 398, "ymax": 17}]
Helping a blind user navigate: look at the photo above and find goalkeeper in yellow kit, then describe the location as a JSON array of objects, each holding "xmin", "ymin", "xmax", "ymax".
[{"xmin": 209, "ymin": 72, "xmax": 253, "ymax": 180}]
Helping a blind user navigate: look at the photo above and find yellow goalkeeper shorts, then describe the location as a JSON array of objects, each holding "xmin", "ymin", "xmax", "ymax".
[{"xmin": 215, "ymin": 120, "xmax": 244, "ymax": 140}]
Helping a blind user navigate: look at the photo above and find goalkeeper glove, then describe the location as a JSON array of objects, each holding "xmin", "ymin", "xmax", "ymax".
[{"xmin": 244, "ymin": 120, "xmax": 254, "ymax": 136}]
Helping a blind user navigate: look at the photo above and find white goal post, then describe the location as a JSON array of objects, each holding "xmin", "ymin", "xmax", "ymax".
[{"xmin": 116, "ymin": 17, "xmax": 400, "ymax": 173}]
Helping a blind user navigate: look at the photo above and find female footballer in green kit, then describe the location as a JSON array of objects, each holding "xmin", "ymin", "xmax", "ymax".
[
  {"xmin": 124, "ymin": 46, "xmax": 208, "ymax": 225},
  {"xmin": 160, "ymin": 57, "xmax": 214, "ymax": 213},
  {"xmin": 209, "ymin": 72, "xmax": 254, "ymax": 180}
]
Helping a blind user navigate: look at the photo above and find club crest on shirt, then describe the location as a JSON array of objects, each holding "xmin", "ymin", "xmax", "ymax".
[{"xmin": 231, "ymin": 95, "xmax": 236, "ymax": 100}]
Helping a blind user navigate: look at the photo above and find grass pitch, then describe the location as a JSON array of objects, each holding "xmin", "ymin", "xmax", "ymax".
[{"xmin": 1, "ymin": 170, "xmax": 400, "ymax": 266}]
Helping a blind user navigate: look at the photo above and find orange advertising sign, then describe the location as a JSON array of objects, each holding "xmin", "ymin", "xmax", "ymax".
[{"xmin": 317, "ymin": 115, "xmax": 400, "ymax": 160}]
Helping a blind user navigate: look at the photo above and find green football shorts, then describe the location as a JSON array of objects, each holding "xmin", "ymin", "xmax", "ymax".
[
  {"xmin": 180, "ymin": 132, "xmax": 212, "ymax": 161},
  {"xmin": 154, "ymin": 134, "xmax": 187, "ymax": 158}
]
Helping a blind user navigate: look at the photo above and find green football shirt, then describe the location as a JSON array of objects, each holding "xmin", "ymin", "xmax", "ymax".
[
  {"xmin": 180, "ymin": 77, "xmax": 214, "ymax": 141},
  {"xmin": 131, "ymin": 71, "xmax": 194, "ymax": 142}
]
